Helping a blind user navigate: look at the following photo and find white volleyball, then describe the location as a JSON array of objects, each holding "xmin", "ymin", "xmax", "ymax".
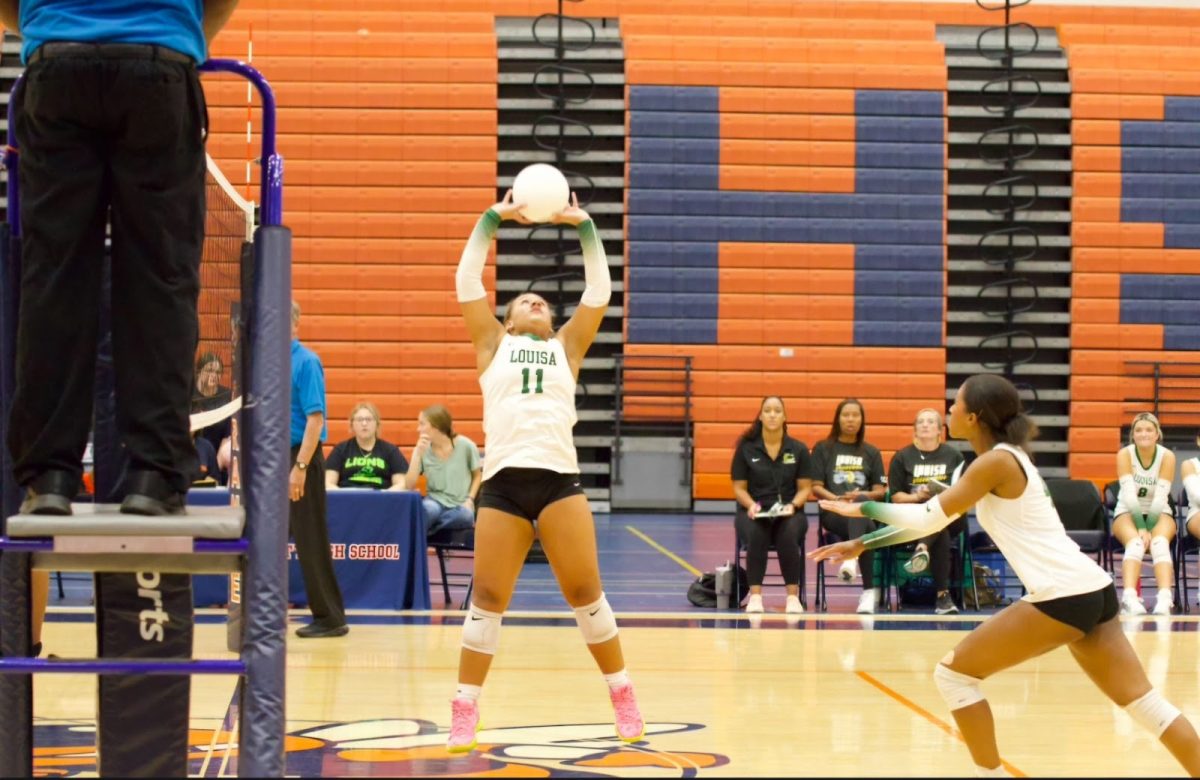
[{"xmin": 511, "ymin": 164, "xmax": 570, "ymax": 223}]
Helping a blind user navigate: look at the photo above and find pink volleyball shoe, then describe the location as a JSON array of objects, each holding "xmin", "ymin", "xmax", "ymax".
[
  {"xmin": 609, "ymin": 683, "xmax": 645, "ymax": 743},
  {"xmin": 446, "ymin": 697, "xmax": 480, "ymax": 753}
]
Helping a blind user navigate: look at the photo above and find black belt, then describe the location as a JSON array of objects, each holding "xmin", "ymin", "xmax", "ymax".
[{"xmin": 29, "ymin": 42, "xmax": 193, "ymax": 65}]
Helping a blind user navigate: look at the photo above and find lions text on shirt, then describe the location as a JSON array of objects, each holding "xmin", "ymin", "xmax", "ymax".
[
  {"xmin": 479, "ymin": 333, "xmax": 578, "ymax": 480},
  {"xmin": 1122, "ymin": 443, "xmax": 1168, "ymax": 516},
  {"xmin": 976, "ymin": 444, "xmax": 1112, "ymax": 602}
]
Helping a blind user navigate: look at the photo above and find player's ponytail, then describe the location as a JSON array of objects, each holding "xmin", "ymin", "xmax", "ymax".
[{"xmin": 961, "ymin": 374, "xmax": 1039, "ymax": 452}]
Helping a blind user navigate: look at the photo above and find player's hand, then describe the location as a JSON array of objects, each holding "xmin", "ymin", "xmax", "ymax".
[
  {"xmin": 807, "ymin": 538, "xmax": 865, "ymax": 565},
  {"xmin": 550, "ymin": 192, "xmax": 589, "ymax": 226},
  {"xmin": 492, "ymin": 189, "xmax": 532, "ymax": 224},
  {"xmin": 818, "ymin": 499, "xmax": 866, "ymax": 518},
  {"xmin": 289, "ymin": 465, "xmax": 306, "ymax": 502},
  {"xmin": 915, "ymin": 484, "xmax": 931, "ymax": 502},
  {"xmin": 747, "ymin": 502, "xmax": 761, "ymax": 520}
]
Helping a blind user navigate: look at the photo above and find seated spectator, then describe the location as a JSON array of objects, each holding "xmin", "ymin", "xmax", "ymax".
[
  {"xmin": 325, "ymin": 402, "xmax": 409, "ymax": 490},
  {"xmin": 405, "ymin": 404, "xmax": 481, "ymax": 537},
  {"xmin": 811, "ymin": 398, "xmax": 887, "ymax": 614},
  {"xmin": 1184, "ymin": 433, "xmax": 1200, "ymax": 548},
  {"xmin": 191, "ymin": 351, "xmax": 232, "ymax": 454},
  {"xmin": 193, "ymin": 434, "xmax": 222, "ymax": 486},
  {"xmin": 730, "ymin": 396, "xmax": 812, "ymax": 614},
  {"xmin": 1114, "ymin": 413, "xmax": 1176, "ymax": 616},
  {"xmin": 888, "ymin": 408, "xmax": 965, "ymax": 615}
]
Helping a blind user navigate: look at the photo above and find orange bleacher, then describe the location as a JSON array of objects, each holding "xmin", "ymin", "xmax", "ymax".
[
  {"xmin": 214, "ymin": 0, "xmax": 1200, "ymax": 500},
  {"xmin": 208, "ymin": 4, "xmax": 495, "ymax": 454},
  {"xmin": 1062, "ymin": 20, "xmax": 1200, "ymax": 485}
]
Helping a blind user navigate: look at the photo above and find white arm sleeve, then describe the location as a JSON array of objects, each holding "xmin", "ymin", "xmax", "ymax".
[
  {"xmin": 861, "ymin": 495, "xmax": 960, "ymax": 535},
  {"xmin": 1117, "ymin": 474, "xmax": 1140, "ymax": 517},
  {"xmin": 577, "ymin": 219, "xmax": 611, "ymax": 308},
  {"xmin": 1184, "ymin": 473, "xmax": 1200, "ymax": 514},
  {"xmin": 1147, "ymin": 478, "xmax": 1172, "ymax": 520},
  {"xmin": 455, "ymin": 209, "xmax": 500, "ymax": 303}
]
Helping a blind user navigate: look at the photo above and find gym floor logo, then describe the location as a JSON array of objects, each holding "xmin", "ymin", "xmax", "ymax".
[{"xmin": 32, "ymin": 719, "xmax": 730, "ymax": 777}]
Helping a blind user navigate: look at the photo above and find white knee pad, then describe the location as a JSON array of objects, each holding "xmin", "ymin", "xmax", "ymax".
[
  {"xmin": 1125, "ymin": 538, "xmax": 1146, "ymax": 564},
  {"xmin": 1150, "ymin": 536, "xmax": 1172, "ymax": 567},
  {"xmin": 573, "ymin": 593, "xmax": 618, "ymax": 645},
  {"xmin": 934, "ymin": 663, "xmax": 985, "ymax": 711},
  {"xmin": 462, "ymin": 603, "xmax": 502, "ymax": 655},
  {"xmin": 1125, "ymin": 689, "xmax": 1182, "ymax": 738}
]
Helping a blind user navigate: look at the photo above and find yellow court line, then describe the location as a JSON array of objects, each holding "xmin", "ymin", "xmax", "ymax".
[
  {"xmin": 625, "ymin": 525, "xmax": 703, "ymax": 577},
  {"xmin": 855, "ymin": 670, "xmax": 1026, "ymax": 778}
]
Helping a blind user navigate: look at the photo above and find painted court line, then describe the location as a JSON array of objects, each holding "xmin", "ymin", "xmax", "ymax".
[
  {"xmin": 855, "ymin": 670, "xmax": 1026, "ymax": 778},
  {"xmin": 625, "ymin": 525, "xmax": 703, "ymax": 577}
]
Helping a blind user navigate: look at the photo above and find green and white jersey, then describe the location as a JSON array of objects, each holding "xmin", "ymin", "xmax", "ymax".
[
  {"xmin": 1121, "ymin": 443, "xmax": 1168, "ymax": 516},
  {"xmin": 479, "ymin": 333, "xmax": 578, "ymax": 480}
]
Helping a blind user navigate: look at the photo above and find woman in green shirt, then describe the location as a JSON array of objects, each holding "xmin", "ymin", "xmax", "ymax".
[{"xmin": 405, "ymin": 404, "xmax": 482, "ymax": 536}]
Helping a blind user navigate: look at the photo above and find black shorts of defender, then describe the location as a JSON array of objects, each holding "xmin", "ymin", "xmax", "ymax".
[
  {"xmin": 478, "ymin": 467, "xmax": 585, "ymax": 522},
  {"xmin": 1031, "ymin": 583, "xmax": 1120, "ymax": 635}
]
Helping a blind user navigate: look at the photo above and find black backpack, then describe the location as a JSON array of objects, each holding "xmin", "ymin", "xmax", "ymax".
[{"xmin": 686, "ymin": 564, "xmax": 749, "ymax": 608}]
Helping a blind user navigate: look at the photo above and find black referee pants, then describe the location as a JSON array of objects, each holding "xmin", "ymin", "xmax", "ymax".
[
  {"xmin": 289, "ymin": 446, "xmax": 346, "ymax": 627},
  {"xmin": 8, "ymin": 47, "xmax": 206, "ymax": 494}
]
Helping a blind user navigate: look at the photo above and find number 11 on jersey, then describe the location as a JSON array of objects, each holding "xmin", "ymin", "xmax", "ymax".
[{"xmin": 521, "ymin": 367, "xmax": 544, "ymax": 394}]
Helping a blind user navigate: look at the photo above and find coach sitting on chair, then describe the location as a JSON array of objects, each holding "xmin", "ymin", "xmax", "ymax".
[{"xmin": 730, "ymin": 396, "xmax": 813, "ymax": 615}]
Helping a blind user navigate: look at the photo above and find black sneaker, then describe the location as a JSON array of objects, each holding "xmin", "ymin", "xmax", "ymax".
[{"xmin": 934, "ymin": 593, "xmax": 959, "ymax": 615}]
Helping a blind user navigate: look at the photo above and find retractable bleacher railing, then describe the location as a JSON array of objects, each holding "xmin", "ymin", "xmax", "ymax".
[{"xmin": 0, "ymin": 59, "xmax": 290, "ymax": 777}]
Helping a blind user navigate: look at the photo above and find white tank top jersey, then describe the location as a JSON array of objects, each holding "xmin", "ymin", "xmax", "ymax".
[
  {"xmin": 479, "ymin": 333, "xmax": 579, "ymax": 480},
  {"xmin": 975, "ymin": 443, "xmax": 1113, "ymax": 603},
  {"xmin": 1188, "ymin": 457, "xmax": 1200, "ymax": 520},
  {"xmin": 1123, "ymin": 443, "xmax": 1167, "ymax": 515}
]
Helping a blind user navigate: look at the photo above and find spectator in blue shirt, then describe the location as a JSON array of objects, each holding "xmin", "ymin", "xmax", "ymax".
[{"xmin": 289, "ymin": 301, "xmax": 347, "ymax": 638}]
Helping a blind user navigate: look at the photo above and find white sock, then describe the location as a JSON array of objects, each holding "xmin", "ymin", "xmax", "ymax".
[
  {"xmin": 603, "ymin": 669, "xmax": 630, "ymax": 690},
  {"xmin": 975, "ymin": 764, "xmax": 1007, "ymax": 777},
  {"xmin": 455, "ymin": 683, "xmax": 482, "ymax": 702},
  {"xmin": 1123, "ymin": 587, "xmax": 1138, "ymax": 600},
  {"xmin": 1158, "ymin": 588, "xmax": 1173, "ymax": 601}
]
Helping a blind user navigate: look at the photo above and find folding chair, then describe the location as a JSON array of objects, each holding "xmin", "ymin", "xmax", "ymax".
[
  {"xmin": 815, "ymin": 518, "xmax": 892, "ymax": 612},
  {"xmin": 1046, "ymin": 478, "xmax": 1111, "ymax": 572},
  {"xmin": 428, "ymin": 525, "xmax": 475, "ymax": 609},
  {"xmin": 1177, "ymin": 493, "xmax": 1200, "ymax": 614}
]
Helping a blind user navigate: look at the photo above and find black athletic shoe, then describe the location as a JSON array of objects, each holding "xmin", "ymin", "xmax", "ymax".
[
  {"xmin": 934, "ymin": 593, "xmax": 959, "ymax": 615},
  {"xmin": 295, "ymin": 623, "xmax": 350, "ymax": 639},
  {"xmin": 119, "ymin": 470, "xmax": 186, "ymax": 516},
  {"xmin": 19, "ymin": 471, "xmax": 77, "ymax": 515}
]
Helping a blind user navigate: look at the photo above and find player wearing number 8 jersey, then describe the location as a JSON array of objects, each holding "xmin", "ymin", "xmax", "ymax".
[
  {"xmin": 1113, "ymin": 413, "xmax": 1177, "ymax": 616},
  {"xmin": 445, "ymin": 189, "xmax": 644, "ymax": 753}
]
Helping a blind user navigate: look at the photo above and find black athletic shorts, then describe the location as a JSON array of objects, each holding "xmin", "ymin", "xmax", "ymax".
[
  {"xmin": 477, "ymin": 467, "xmax": 585, "ymax": 522},
  {"xmin": 1031, "ymin": 582, "xmax": 1119, "ymax": 635}
]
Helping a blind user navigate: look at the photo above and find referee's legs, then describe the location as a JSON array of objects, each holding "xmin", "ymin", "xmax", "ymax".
[
  {"xmin": 289, "ymin": 447, "xmax": 347, "ymax": 632},
  {"xmin": 8, "ymin": 59, "xmax": 107, "ymax": 490}
]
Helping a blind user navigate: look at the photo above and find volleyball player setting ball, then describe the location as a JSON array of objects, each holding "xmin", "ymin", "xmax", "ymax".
[
  {"xmin": 446, "ymin": 167, "xmax": 644, "ymax": 753},
  {"xmin": 810, "ymin": 374, "xmax": 1200, "ymax": 777}
]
